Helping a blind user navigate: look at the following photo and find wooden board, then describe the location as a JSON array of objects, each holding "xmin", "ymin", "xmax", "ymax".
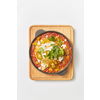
[{"xmin": 29, "ymin": 25, "xmax": 74, "ymax": 80}]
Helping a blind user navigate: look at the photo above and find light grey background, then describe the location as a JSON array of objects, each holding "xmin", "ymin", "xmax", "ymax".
[{"xmin": 17, "ymin": 0, "xmax": 84, "ymax": 100}]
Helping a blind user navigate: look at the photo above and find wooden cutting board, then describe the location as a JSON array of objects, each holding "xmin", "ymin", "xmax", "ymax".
[{"xmin": 29, "ymin": 25, "xmax": 74, "ymax": 80}]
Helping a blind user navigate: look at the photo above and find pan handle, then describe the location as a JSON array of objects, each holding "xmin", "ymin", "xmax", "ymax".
[
  {"xmin": 57, "ymin": 69, "xmax": 67, "ymax": 76},
  {"xmin": 35, "ymin": 29, "xmax": 45, "ymax": 37}
]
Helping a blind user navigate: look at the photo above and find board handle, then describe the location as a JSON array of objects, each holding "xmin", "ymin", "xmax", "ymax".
[
  {"xmin": 57, "ymin": 69, "xmax": 67, "ymax": 76},
  {"xmin": 35, "ymin": 29, "xmax": 45, "ymax": 37}
]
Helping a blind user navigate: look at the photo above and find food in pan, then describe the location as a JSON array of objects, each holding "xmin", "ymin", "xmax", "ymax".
[{"xmin": 30, "ymin": 32, "xmax": 72, "ymax": 73}]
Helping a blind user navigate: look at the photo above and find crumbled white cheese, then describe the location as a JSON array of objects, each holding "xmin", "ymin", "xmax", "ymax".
[
  {"xmin": 37, "ymin": 41, "xmax": 40, "ymax": 45},
  {"xmin": 58, "ymin": 56, "xmax": 64, "ymax": 62},
  {"xmin": 50, "ymin": 41, "xmax": 55, "ymax": 44},
  {"xmin": 41, "ymin": 63, "xmax": 46, "ymax": 70},
  {"xmin": 61, "ymin": 44, "xmax": 66, "ymax": 49},
  {"xmin": 41, "ymin": 40, "xmax": 43, "ymax": 42},
  {"xmin": 54, "ymin": 58, "xmax": 57, "ymax": 60},
  {"xmin": 42, "ymin": 53, "xmax": 46, "ymax": 56},
  {"xmin": 46, "ymin": 35, "xmax": 48, "ymax": 38},
  {"xmin": 40, "ymin": 45, "xmax": 45, "ymax": 50},
  {"xmin": 41, "ymin": 63, "xmax": 46, "ymax": 67},
  {"xmin": 42, "ymin": 53, "xmax": 46, "ymax": 58},
  {"xmin": 65, "ymin": 39, "xmax": 67, "ymax": 41},
  {"xmin": 37, "ymin": 59, "xmax": 41, "ymax": 63},
  {"xmin": 40, "ymin": 42, "xmax": 54, "ymax": 51},
  {"xmin": 45, "ymin": 46, "xmax": 53, "ymax": 51},
  {"xmin": 38, "ymin": 67, "xmax": 41, "ymax": 70}
]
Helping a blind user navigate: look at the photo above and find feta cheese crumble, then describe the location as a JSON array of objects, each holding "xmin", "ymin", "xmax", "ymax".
[
  {"xmin": 46, "ymin": 35, "xmax": 48, "ymax": 38},
  {"xmin": 54, "ymin": 58, "xmax": 57, "ymax": 60},
  {"xmin": 37, "ymin": 59, "xmax": 41, "ymax": 63},
  {"xmin": 37, "ymin": 41, "xmax": 40, "ymax": 45},
  {"xmin": 41, "ymin": 63, "xmax": 46, "ymax": 70},
  {"xmin": 65, "ymin": 39, "xmax": 67, "ymax": 41},
  {"xmin": 61, "ymin": 44, "xmax": 66, "ymax": 49},
  {"xmin": 40, "ymin": 42, "xmax": 55, "ymax": 51},
  {"xmin": 38, "ymin": 67, "xmax": 41, "ymax": 70},
  {"xmin": 58, "ymin": 56, "xmax": 64, "ymax": 62}
]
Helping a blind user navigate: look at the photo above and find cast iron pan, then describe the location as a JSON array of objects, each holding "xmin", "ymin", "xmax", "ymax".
[{"xmin": 29, "ymin": 29, "xmax": 73, "ymax": 76}]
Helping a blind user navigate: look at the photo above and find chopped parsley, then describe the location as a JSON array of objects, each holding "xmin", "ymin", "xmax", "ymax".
[
  {"xmin": 43, "ymin": 55, "xmax": 47, "ymax": 58},
  {"xmin": 39, "ymin": 47, "xmax": 44, "ymax": 54},
  {"xmin": 59, "ymin": 41, "xmax": 62, "ymax": 47},
  {"xmin": 51, "ymin": 44, "xmax": 55, "ymax": 47},
  {"xmin": 47, "ymin": 45, "xmax": 64, "ymax": 60},
  {"xmin": 48, "ymin": 36, "xmax": 55, "ymax": 41}
]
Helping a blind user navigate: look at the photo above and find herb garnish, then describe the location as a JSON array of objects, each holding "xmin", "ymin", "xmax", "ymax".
[
  {"xmin": 47, "ymin": 45, "xmax": 64, "ymax": 60},
  {"xmin": 48, "ymin": 36, "xmax": 55, "ymax": 41},
  {"xmin": 39, "ymin": 47, "xmax": 44, "ymax": 54},
  {"xmin": 59, "ymin": 41, "xmax": 62, "ymax": 47},
  {"xmin": 43, "ymin": 55, "xmax": 47, "ymax": 58}
]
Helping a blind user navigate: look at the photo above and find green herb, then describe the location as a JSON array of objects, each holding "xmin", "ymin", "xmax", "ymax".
[
  {"xmin": 59, "ymin": 41, "xmax": 62, "ymax": 47},
  {"xmin": 48, "ymin": 50, "xmax": 54, "ymax": 60},
  {"xmin": 58, "ymin": 48, "xmax": 64, "ymax": 56},
  {"xmin": 53, "ymin": 52, "xmax": 58, "ymax": 58},
  {"xmin": 48, "ymin": 36, "xmax": 55, "ymax": 41},
  {"xmin": 39, "ymin": 47, "xmax": 44, "ymax": 54},
  {"xmin": 51, "ymin": 44, "xmax": 55, "ymax": 47},
  {"xmin": 49, "ymin": 55, "xmax": 53, "ymax": 60},
  {"xmin": 47, "ymin": 45, "xmax": 64, "ymax": 60},
  {"xmin": 43, "ymin": 55, "xmax": 47, "ymax": 58}
]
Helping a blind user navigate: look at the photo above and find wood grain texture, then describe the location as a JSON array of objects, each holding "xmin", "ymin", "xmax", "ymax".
[{"xmin": 29, "ymin": 25, "xmax": 74, "ymax": 80}]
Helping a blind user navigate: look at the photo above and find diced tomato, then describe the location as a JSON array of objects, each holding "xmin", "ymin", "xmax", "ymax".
[{"xmin": 43, "ymin": 67, "xmax": 49, "ymax": 73}]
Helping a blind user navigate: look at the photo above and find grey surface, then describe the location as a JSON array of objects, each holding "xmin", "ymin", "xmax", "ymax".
[
  {"xmin": 17, "ymin": 0, "xmax": 84, "ymax": 100},
  {"xmin": 35, "ymin": 29, "xmax": 45, "ymax": 37}
]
